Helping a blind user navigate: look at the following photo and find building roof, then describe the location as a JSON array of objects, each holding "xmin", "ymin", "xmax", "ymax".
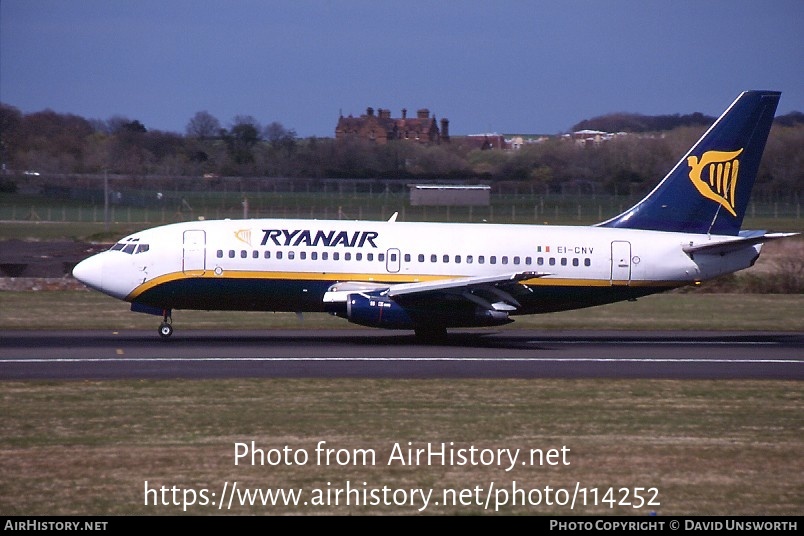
[{"xmin": 335, "ymin": 107, "xmax": 449, "ymax": 145}]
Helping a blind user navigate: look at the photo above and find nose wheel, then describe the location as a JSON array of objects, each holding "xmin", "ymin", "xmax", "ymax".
[
  {"xmin": 158, "ymin": 309, "xmax": 173, "ymax": 338},
  {"xmin": 159, "ymin": 322, "xmax": 173, "ymax": 338}
]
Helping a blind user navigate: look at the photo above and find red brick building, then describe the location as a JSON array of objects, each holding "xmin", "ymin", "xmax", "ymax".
[{"xmin": 335, "ymin": 107, "xmax": 449, "ymax": 145}]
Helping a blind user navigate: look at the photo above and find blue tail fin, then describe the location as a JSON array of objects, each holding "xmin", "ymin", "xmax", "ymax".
[{"xmin": 598, "ymin": 91, "xmax": 780, "ymax": 235}]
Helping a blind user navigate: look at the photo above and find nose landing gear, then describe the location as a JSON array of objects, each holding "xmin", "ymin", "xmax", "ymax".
[{"xmin": 158, "ymin": 309, "xmax": 173, "ymax": 338}]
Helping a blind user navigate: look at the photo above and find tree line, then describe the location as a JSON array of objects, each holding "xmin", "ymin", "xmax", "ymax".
[{"xmin": 1, "ymin": 103, "xmax": 801, "ymax": 199}]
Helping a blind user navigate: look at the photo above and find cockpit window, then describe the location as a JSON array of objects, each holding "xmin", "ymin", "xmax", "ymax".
[{"xmin": 110, "ymin": 240, "xmax": 150, "ymax": 254}]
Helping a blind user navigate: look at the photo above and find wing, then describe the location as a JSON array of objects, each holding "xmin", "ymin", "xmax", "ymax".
[
  {"xmin": 386, "ymin": 271, "xmax": 549, "ymax": 312},
  {"xmin": 323, "ymin": 271, "xmax": 550, "ymax": 314}
]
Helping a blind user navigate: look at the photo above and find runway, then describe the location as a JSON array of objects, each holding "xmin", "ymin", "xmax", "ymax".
[{"xmin": 1, "ymin": 329, "xmax": 803, "ymax": 380}]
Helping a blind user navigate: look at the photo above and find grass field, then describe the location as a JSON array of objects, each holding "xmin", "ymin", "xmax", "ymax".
[
  {"xmin": 1, "ymin": 378, "xmax": 801, "ymax": 516},
  {"xmin": 1, "ymin": 290, "xmax": 804, "ymax": 332}
]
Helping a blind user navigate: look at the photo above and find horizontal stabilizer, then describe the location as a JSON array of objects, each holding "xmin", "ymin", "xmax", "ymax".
[{"xmin": 682, "ymin": 232, "xmax": 799, "ymax": 256}]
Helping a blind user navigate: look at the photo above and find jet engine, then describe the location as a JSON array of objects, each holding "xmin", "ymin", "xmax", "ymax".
[{"xmin": 344, "ymin": 293, "xmax": 415, "ymax": 330}]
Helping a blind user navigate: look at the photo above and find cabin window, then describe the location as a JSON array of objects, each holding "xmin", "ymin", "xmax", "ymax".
[
  {"xmin": 549, "ymin": 258, "xmax": 555, "ymax": 266},
  {"xmin": 252, "ymin": 250, "xmax": 259, "ymax": 259},
  {"xmin": 584, "ymin": 258, "xmax": 591, "ymax": 267},
  {"xmin": 467, "ymin": 255, "xmax": 473, "ymax": 264},
  {"xmin": 311, "ymin": 252, "xmax": 317, "ymax": 260},
  {"xmin": 490, "ymin": 256, "xmax": 497, "ymax": 264},
  {"xmin": 228, "ymin": 250, "xmax": 235, "ymax": 258},
  {"xmin": 501, "ymin": 256, "xmax": 508, "ymax": 265},
  {"xmin": 431, "ymin": 254, "xmax": 437, "ymax": 263},
  {"xmin": 333, "ymin": 252, "xmax": 339, "ymax": 261},
  {"xmin": 276, "ymin": 251, "xmax": 283, "ymax": 259},
  {"xmin": 356, "ymin": 253, "xmax": 362, "ymax": 261},
  {"xmin": 240, "ymin": 250, "xmax": 247, "ymax": 259},
  {"xmin": 513, "ymin": 256, "xmax": 520, "ymax": 265},
  {"xmin": 525, "ymin": 256, "xmax": 532, "ymax": 265},
  {"xmin": 136, "ymin": 244, "xmax": 149, "ymax": 254},
  {"xmin": 572, "ymin": 258, "xmax": 579, "ymax": 266},
  {"xmin": 264, "ymin": 251, "xmax": 271, "ymax": 259},
  {"xmin": 404, "ymin": 254, "xmax": 411, "ymax": 262},
  {"xmin": 345, "ymin": 252, "xmax": 351, "ymax": 261},
  {"xmin": 443, "ymin": 255, "xmax": 449, "ymax": 263},
  {"xmin": 367, "ymin": 253, "xmax": 373, "ymax": 261},
  {"xmin": 479, "ymin": 256, "xmax": 485, "ymax": 264},
  {"xmin": 537, "ymin": 257, "xmax": 544, "ymax": 265},
  {"xmin": 217, "ymin": 250, "xmax": 223, "ymax": 258},
  {"xmin": 322, "ymin": 252, "xmax": 328, "ymax": 261},
  {"xmin": 561, "ymin": 258, "xmax": 567, "ymax": 266},
  {"xmin": 378, "ymin": 253, "xmax": 385, "ymax": 262},
  {"xmin": 418, "ymin": 254, "xmax": 425, "ymax": 262},
  {"xmin": 288, "ymin": 251, "xmax": 295, "ymax": 260},
  {"xmin": 455, "ymin": 255, "xmax": 461, "ymax": 264},
  {"xmin": 300, "ymin": 251, "xmax": 307, "ymax": 260},
  {"xmin": 123, "ymin": 244, "xmax": 137, "ymax": 254}
]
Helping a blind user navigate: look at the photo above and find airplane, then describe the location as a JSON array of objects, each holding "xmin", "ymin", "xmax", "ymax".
[{"xmin": 72, "ymin": 90, "xmax": 797, "ymax": 340}]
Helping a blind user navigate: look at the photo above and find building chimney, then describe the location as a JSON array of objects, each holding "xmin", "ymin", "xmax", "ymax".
[
  {"xmin": 366, "ymin": 107, "xmax": 374, "ymax": 116},
  {"xmin": 440, "ymin": 118, "xmax": 450, "ymax": 140},
  {"xmin": 417, "ymin": 108, "xmax": 429, "ymax": 119},
  {"xmin": 402, "ymin": 108, "xmax": 407, "ymax": 119}
]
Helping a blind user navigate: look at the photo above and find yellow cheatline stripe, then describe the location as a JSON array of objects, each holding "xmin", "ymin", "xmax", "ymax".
[
  {"xmin": 127, "ymin": 270, "xmax": 447, "ymax": 299},
  {"xmin": 127, "ymin": 270, "xmax": 687, "ymax": 300}
]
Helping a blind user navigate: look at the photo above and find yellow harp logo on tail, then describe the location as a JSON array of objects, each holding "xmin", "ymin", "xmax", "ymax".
[
  {"xmin": 687, "ymin": 149, "xmax": 743, "ymax": 217},
  {"xmin": 235, "ymin": 229, "xmax": 252, "ymax": 246}
]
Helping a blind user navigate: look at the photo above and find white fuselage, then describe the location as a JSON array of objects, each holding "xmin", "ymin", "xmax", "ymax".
[{"xmin": 73, "ymin": 218, "xmax": 762, "ymax": 318}]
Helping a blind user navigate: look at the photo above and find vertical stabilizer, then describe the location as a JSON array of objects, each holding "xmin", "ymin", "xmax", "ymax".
[{"xmin": 598, "ymin": 91, "xmax": 780, "ymax": 235}]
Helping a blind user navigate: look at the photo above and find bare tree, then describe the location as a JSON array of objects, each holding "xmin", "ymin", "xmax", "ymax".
[
  {"xmin": 263, "ymin": 121, "xmax": 296, "ymax": 148},
  {"xmin": 186, "ymin": 111, "xmax": 221, "ymax": 140}
]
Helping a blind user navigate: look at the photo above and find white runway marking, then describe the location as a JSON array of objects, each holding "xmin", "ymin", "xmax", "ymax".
[
  {"xmin": 531, "ymin": 340, "xmax": 780, "ymax": 345},
  {"xmin": 5, "ymin": 357, "xmax": 803, "ymax": 364}
]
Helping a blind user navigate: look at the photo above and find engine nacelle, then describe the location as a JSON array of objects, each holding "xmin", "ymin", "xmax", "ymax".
[
  {"xmin": 336, "ymin": 292, "xmax": 515, "ymax": 330},
  {"xmin": 345, "ymin": 293, "xmax": 415, "ymax": 330}
]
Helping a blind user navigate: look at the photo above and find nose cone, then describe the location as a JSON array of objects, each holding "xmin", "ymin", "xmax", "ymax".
[
  {"xmin": 72, "ymin": 253, "xmax": 105, "ymax": 292},
  {"xmin": 72, "ymin": 251, "xmax": 140, "ymax": 300}
]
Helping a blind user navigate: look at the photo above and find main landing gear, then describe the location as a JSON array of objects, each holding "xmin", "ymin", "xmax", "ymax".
[{"xmin": 158, "ymin": 309, "xmax": 173, "ymax": 339}]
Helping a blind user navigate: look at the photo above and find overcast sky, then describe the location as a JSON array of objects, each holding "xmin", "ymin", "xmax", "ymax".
[{"xmin": 2, "ymin": 0, "xmax": 802, "ymax": 137}]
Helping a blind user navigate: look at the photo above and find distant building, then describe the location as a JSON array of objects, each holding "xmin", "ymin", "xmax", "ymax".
[
  {"xmin": 567, "ymin": 129, "xmax": 619, "ymax": 146},
  {"xmin": 507, "ymin": 135, "xmax": 549, "ymax": 150},
  {"xmin": 335, "ymin": 107, "xmax": 449, "ymax": 145},
  {"xmin": 459, "ymin": 133, "xmax": 508, "ymax": 150}
]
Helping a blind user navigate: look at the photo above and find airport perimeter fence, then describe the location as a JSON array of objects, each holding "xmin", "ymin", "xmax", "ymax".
[{"xmin": 0, "ymin": 175, "xmax": 801, "ymax": 227}]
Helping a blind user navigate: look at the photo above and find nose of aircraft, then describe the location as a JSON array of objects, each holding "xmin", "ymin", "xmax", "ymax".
[{"xmin": 72, "ymin": 253, "xmax": 105, "ymax": 292}]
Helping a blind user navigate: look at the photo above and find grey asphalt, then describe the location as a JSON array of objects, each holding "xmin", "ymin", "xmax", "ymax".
[{"xmin": 1, "ymin": 329, "xmax": 802, "ymax": 380}]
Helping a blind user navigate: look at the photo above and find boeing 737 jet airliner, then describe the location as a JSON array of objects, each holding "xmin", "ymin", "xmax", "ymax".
[{"xmin": 73, "ymin": 90, "xmax": 796, "ymax": 339}]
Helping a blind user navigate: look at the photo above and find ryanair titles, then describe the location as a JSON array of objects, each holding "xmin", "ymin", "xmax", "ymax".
[{"xmin": 261, "ymin": 228, "xmax": 379, "ymax": 248}]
